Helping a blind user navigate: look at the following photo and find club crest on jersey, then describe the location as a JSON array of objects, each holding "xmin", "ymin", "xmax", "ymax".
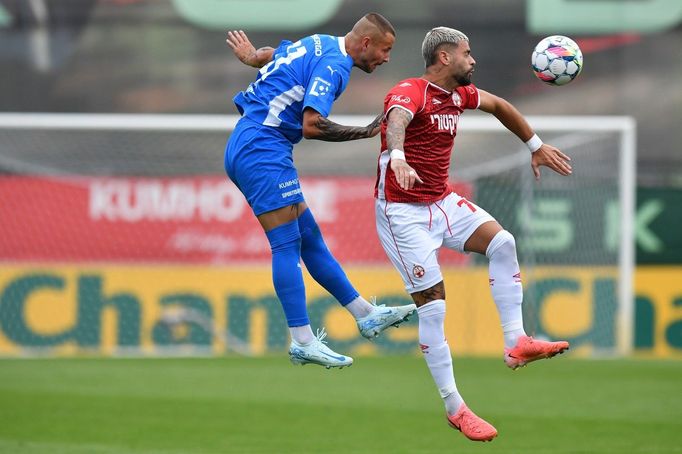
[
  {"xmin": 452, "ymin": 92, "xmax": 462, "ymax": 107},
  {"xmin": 413, "ymin": 264, "xmax": 425, "ymax": 278},
  {"xmin": 309, "ymin": 77, "xmax": 331, "ymax": 96},
  {"xmin": 390, "ymin": 94, "xmax": 411, "ymax": 104}
]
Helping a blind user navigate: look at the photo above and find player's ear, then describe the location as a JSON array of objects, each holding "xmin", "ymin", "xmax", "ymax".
[
  {"xmin": 439, "ymin": 49, "xmax": 450, "ymax": 65},
  {"xmin": 361, "ymin": 36, "xmax": 371, "ymax": 51}
]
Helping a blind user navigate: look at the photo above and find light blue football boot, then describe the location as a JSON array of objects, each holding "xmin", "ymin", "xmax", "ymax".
[
  {"xmin": 289, "ymin": 328, "xmax": 353, "ymax": 369},
  {"xmin": 357, "ymin": 298, "xmax": 417, "ymax": 339}
]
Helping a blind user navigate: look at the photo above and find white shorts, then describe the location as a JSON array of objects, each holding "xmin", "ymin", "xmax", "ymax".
[{"xmin": 375, "ymin": 192, "xmax": 496, "ymax": 293}]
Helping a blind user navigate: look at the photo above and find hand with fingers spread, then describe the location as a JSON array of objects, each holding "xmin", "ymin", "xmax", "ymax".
[
  {"xmin": 226, "ymin": 30, "xmax": 275, "ymax": 68},
  {"xmin": 226, "ymin": 30, "xmax": 256, "ymax": 65},
  {"xmin": 531, "ymin": 144, "xmax": 572, "ymax": 181},
  {"xmin": 390, "ymin": 154, "xmax": 423, "ymax": 190}
]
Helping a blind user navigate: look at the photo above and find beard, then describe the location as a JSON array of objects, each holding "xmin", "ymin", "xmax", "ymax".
[
  {"xmin": 357, "ymin": 59, "xmax": 376, "ymax": 74},
  {"xmin": 456, "ymin": 73, "xmax": 472, "ymax": 86}
]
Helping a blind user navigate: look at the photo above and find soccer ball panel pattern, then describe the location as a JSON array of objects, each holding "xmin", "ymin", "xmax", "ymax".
[{"xmin": 531, "ymin": 35, "xmax": 583, "ymax": 86}]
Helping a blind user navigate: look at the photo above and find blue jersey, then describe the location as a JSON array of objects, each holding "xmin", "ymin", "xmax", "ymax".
[{"xmin": 233, "ymin": 34, "xmax": 353, "ymax": 144}]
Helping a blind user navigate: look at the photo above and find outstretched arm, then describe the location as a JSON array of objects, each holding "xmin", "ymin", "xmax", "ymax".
[
  {"xmin": 225, "ymin": 30, "xmax": 274, "ymax": 68},
  {"xmin": 385, "ymin": 108, "xmax": 423, "ymax": 190},
  {"xmin": 478, "ymin": 89, "xmax": 572, "ymax": 180},
  {"xmin": 301, "ymin": 108, "xmax": 382, "ymax": 141}
]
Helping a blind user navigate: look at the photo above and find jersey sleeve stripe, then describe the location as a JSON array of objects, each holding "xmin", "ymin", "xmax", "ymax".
[{"xmin": 416, "ymin": 82, "xmax": 429, "ymax": 114}]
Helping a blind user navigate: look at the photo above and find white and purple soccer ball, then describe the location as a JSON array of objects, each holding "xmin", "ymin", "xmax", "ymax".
[{"xmin": 531, "ymin": 35, "xmax": 583, "ymax": 86}]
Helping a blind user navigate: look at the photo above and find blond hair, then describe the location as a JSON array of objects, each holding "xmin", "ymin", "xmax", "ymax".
[{"xmin": 421, "ymin": 27, "xmax": 469, "ymax": 67}]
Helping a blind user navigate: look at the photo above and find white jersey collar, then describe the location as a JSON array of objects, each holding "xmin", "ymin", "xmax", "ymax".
[
  {"xmin": 421, "ymin": 78, "xmax": 452, "ymax": 94},
  {"xmin": 337, "ymin": 36, "xmax": 348, "ymax": 57}
]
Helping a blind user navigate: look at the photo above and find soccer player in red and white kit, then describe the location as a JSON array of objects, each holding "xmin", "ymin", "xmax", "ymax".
[{"xmin": 375, "ymin": 27, "xmax": 572, "ymax": 441}]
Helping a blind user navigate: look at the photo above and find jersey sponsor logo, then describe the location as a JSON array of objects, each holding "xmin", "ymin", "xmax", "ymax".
[
  {"xmin": 390, "ymin": 94, "xmax": 411, "ymax": 104},
  {"xmin": 429, "ymin": 113, "xmax": 460, "ymax": 135},
  {"xmin": 419, "ymin": 343, "xmax": 429, "ymax": 353},
  {"xmin": 432, "ymin": 98, "xmax": 442, "ymax": 104},
  {"xmin": 281, "ymin": 188, "xmax": 302, "ymax": 198},
  {"xmin": 280, "ymin": 177, "xmax": 302, "ymax": 198},
  {"xmin": 413, "ymin": 264, "xmax": 425, "ymax": 278},
  {"xmin": 513, "ymin": 272, "xmax": 522, "ymax": 283},
  {"xmin": 312, "ymin": 34, "xmax": 323, "ymax": 56},
  {"xmin": 278, "ymin": 178, "xmax": 299, "ymax": 189},
  {"xmin": 452, "ymin": 92, "xmax": 462, "ymax": 107},
  {"xmin": 309, "ymin": 76, "xmax": 332, "ymax": 96},
  {"xmin": 399, "ymin": 82, "xmax": 412, "ymax": 87},
  {"xmin": 326, "ymin": 65, "xmax": 337, "ymax": 76}
]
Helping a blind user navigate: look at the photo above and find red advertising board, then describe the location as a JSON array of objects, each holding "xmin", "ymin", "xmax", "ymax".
[{"xmin": 0, "ymin": 176, "xmax": 471, "ymax": 264}]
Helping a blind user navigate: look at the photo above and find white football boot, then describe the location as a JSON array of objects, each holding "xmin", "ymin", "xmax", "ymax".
[
  {"xmin": 289, "ymin": 328, "xmax": 353, "ymax": 369},
  {"xmin": 357, "ymin": 298, "xmax": 417, "ymax": 339}
]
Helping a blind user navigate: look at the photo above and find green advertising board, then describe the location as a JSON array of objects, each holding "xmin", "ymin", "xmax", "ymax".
[
  {"xmin": 634, "ymin": 188, "xmax": 682, "ymax": 264},
  {"xmin": 477, "ymin": 181, "xmax": 682, "ymax": 265}
]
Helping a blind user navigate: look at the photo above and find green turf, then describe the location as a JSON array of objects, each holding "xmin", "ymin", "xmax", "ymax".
[{"xmin": 0, "ymin": 356, "xmax": 680, "ymax": 453}]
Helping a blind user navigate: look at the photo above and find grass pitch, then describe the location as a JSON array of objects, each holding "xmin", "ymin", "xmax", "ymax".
[{"xmin": 0, "ymin": 355, "xmax": 680, "ymax": 453}]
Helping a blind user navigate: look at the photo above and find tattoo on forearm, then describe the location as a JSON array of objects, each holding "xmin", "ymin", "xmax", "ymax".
[
  {"xmin": 386, "ymin": 109, "xmax": 412, "ymax": 151},
  {"xmin": 367, "ymin": 113, "xmax": 383, "ymax": 132},
  {"xmin": 313, "ymin": 116, "xmax": 371, "ymax": 142}
]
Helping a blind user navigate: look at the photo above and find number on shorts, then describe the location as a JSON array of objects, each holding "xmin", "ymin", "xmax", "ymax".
[{"xmin": 457, "ymin": 197, "xmax": 477, "ymax": 212}]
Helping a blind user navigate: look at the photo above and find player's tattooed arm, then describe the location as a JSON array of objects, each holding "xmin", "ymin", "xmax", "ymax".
[
  {"xmin": 385, "ymin": 108, "xmax": 422, "ymax": 190},
  {"xmin": 226, "ymin": 30, "xmax": 274, "ymax": 68},
  {"xmin": 385, "ymin": 108, "xmax": 412, "ymax": 151},
  {"xmin": 302, "ymin": 110, "xmax": 383, "ymax": 142}
]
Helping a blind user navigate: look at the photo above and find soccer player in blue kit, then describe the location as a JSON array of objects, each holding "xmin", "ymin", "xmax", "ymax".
[{"xmin": 225, "ymin": 13, "xmax": 416, "ymax": 369}]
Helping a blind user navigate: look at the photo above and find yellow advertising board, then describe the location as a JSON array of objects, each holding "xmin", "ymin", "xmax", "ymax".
[{"xmin": 0, "ymin": 266, "xmax": 680, "ymax": 357}]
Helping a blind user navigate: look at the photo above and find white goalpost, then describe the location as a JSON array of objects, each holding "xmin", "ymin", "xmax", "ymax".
[
  {"xmin": 0, "ymin": 113, "xmax": 636, "ymax": 357},
  {"xmin": 457, "ymin": 115, "xmax": 637, "ymax": 356}
]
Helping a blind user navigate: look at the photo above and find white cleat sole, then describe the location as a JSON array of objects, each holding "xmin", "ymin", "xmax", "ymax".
[{"xmin": 289, "ymin": 354, "xmax": 353, "ymax": 369}]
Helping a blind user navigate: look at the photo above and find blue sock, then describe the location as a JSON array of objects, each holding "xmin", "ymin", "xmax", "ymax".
[
  {"xmin": 298, "ymin": 209, "xmax": 359, "ymax": 305},
  {"xmin": 265, "ymin": 220, "xmax": 309, "ymax": 327}
]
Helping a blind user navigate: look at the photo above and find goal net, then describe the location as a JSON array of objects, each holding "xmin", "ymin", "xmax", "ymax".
[{"xmin": 0, "ymin": 113, "xmax": 635, "ymax": 357}]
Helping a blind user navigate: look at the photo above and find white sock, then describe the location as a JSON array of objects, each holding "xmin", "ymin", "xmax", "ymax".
[
  {"xmin": 290, "ymin": 324, "xmax": 315, "ymax": 344},
  {"xmin": 417, "ymin": 300, "xmax": 464, "ymax": 416},
  {"xmin": 487, "ymin": 230, "xmax": 526, "ymax": 349},
  {"xmin": 345, "ymin": 296, "xmax": 374, "ymax": 319}
]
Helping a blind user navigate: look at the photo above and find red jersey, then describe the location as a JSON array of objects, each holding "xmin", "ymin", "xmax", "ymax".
[{"xmin": 374, "ymin": 78, "xmax": 480, "ymax": 203}]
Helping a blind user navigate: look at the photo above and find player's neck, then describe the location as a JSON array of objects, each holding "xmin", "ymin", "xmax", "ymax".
[
  {"xmin": 344, "ymin": 32, "xmax": 359, "ymax": 62},
  {"xmin": 422, "ymin": 69, "xmax": 459, "ymax": 93}
]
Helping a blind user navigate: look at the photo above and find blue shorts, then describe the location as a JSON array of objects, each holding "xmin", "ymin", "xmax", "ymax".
[{"xmin": 224, "ymin": 118, "xmax": 305, "ymax": 216}]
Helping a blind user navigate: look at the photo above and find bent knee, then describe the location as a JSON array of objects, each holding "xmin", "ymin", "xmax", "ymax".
[{"xmin": 486, "ymin": 230, "xmax": 516, "ymax": 258}]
